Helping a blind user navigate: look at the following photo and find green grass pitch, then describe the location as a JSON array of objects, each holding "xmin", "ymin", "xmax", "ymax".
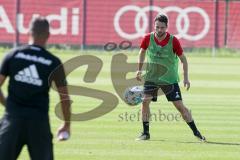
[{"xmin": 0, "ymin": 50, "xmax": 240, "ymax": 160}]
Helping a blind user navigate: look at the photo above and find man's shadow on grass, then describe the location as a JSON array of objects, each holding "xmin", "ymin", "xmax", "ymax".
[
  {"xmin": 149, "ymin": 139, "xmax": 240, "ymax": 146},
  {"xmin": 183, "ymin": 141, "xmax": 240, "ymax": 146}
]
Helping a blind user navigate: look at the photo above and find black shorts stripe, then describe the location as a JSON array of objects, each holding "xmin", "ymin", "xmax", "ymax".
[{"xmin": 144, "ymin": 81, "xmax": 182, "ymax": 102}]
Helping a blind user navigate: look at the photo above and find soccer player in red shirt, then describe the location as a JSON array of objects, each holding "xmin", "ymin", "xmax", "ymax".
[{"xmin": 136, "ymin": 14, "xmax": 205, "ymax": 141}]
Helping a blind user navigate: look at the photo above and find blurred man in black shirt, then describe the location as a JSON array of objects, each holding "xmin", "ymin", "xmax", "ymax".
[{"xmin": 0, "ymin": 17, "xmax": 71, "ymax": 160}]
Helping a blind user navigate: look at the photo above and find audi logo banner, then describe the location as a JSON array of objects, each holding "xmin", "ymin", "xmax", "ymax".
[
  {"xmin": 0, "ymin": 0, "xmax": 239, "ymax": 48},
  {"xmin": 114, "ymin": 5, "xmax": 210, "ymax": 41}
]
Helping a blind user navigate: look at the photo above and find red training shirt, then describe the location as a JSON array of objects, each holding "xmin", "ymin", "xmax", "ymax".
[{"xmin": 140, "ymin": 32, "xmax": 183, "ymax": 56}]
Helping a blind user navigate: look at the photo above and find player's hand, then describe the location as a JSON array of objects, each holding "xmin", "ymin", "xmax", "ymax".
[
  {"xmin": 184, "ymin": 78, "xmax": 190, "ymax": 91},
  {"xmin": 136, "ymin": 71, "xmax": 142, "ymax": 81},
  {"xmin": 57, "ymin": 123, "xmax": 70, "ymax": 141}
]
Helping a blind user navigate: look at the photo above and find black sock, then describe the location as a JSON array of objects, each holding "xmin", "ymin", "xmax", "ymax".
[
  {"xmin": 187, "ymin": 121, "xmax": 199, "ymax": 135},
  {"xmin": 143, "ymin": 122, "xmax": 149, "ymax": 134}
]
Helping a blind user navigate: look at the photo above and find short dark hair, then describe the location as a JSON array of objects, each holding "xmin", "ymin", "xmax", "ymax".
[
  {"xmin": 154, "ymin": 14, "xmax": 168, "ymax": 26},
  {"xmin": 29, "ymin": 17, "xmax": 49, "ymax": 38}
]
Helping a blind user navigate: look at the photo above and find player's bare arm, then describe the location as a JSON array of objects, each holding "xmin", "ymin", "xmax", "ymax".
[
  {"xmin": 179, "ymin": 54, "xmax": 190, "ymax": 90},
  {"xmin": 0, "ymin": 75, "xmax": 6, "ymax": 107},
  {"xmin": 56, "ymin": 85, "xmax": 71, "ymax": 141},
  {"xmin": 136, "ymin": 48, "xmax": 146, "ymax": 81}
]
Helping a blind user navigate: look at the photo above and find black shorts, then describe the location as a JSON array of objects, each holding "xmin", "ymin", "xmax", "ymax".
[
  {"xmin": 144, "ymin": 81, "xmax": 182, "ymax": 102},
  {"xmin": 0, "ymin": 115, "xmax": 53, "ymax": 160}
]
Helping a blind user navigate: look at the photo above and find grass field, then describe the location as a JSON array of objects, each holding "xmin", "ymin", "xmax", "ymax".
[{"xmin": 0, "ymin": 49, "xmax": 240, "ymax": 160}]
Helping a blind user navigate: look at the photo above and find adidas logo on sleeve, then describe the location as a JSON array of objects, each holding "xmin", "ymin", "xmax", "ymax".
[{"xmin": 14, "ymin": 64, "xmax": 43, "ymax": 86}]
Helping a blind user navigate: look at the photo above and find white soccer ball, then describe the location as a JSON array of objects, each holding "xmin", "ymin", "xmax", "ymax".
[
  {"xmin": 123, "ymin": 86, "xmax": 144, "ymax": 106},
  {"xmin": 57, "ymin": 131, "xmax": 70, "ymax": 141}
]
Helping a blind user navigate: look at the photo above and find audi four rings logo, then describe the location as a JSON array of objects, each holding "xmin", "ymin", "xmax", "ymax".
[{"xmin": 114, "ymin": 5, "xmax": 210, "ymax": 41}]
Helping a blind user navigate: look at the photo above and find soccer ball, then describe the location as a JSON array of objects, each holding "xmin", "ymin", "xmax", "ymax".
[{"xmin": 123, "ymin": 86, "xmax": 144, "ymax": 106}]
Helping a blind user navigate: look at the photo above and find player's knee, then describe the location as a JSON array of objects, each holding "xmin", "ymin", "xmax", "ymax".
[
  {"xmin": 175, "ymin": 101, "xmax": 183, "ymax": 107},
  {"xmin": 142, "ymin": 94, "xmax": 152, "ymax": 102},
  {"xmin": 174, "ymin": 101, "xmax": 187, "ymax": 112},
  {"xmin": 142, "ymin": 98, "xmax": 151, "ymax": 106}
]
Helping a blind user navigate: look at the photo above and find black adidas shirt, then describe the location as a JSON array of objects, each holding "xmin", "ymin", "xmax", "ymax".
[{"xmin": 0, "ymin": 45, "xmax": 66, "ymax": 118}]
